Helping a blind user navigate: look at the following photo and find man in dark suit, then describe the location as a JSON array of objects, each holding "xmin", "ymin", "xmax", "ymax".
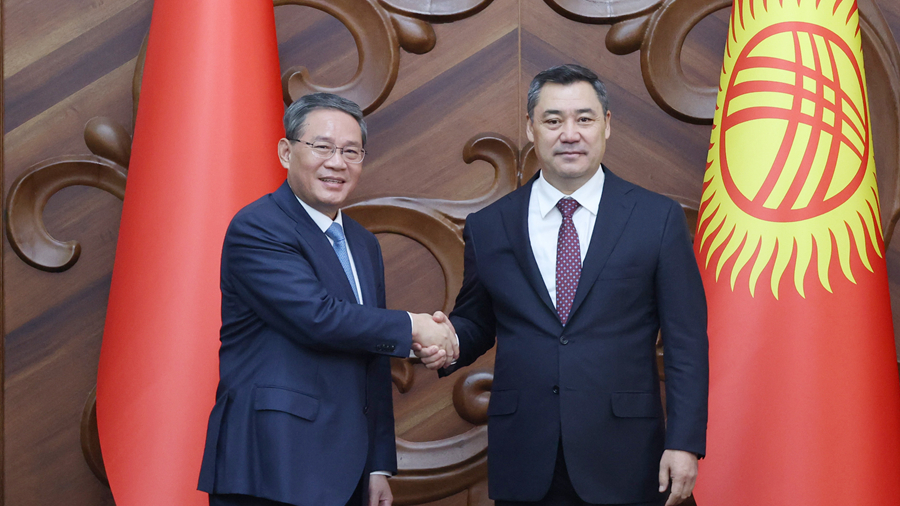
[
  {"xmin": 423, "ymin": 65, "xmax": 709, "ymax": 506},
  {"xmin": 198, "ymin": 93, "xmax": 457, "ymax": 506}
]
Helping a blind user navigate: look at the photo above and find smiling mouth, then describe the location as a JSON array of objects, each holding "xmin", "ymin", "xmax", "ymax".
[{"xmin": 320, "ymin": 177, "xmax": 345, "ymax": 184}]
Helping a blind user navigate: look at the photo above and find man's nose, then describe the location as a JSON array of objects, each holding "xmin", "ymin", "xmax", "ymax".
[
  {"xmin": 559, "ymin": 120, "xmax": 580, "ymax": 142},
  {"xmin": 324, "ymin": 150, "xmax": 348, "ymax": 169}
]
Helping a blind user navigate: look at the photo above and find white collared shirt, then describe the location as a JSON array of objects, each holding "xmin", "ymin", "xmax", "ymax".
[
  {"xmin": 528, "ymin": 167, "xmax": 606, "ymax": 306},
  {"xmin": 295, "ymin": 197, "xmax": 364, "ymax": 305}
]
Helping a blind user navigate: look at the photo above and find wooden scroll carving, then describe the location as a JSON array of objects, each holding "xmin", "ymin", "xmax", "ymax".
[
  {"xmin": 80, "ymin": 386, "xmax": 108, "ymax": 486},
  {"xmin": 275, "ymin": 0, "xmax": 495, "ymax": 113},
  {"xmin": 346, "ymin": 133, "xmax": 522, "ymax": 312},
  {"xmin": 5, "ymin": 117, "xmax": 129, "ymax": 272},
  {"xmin": 388, "ymin": 370, "xmax": 491, "ymax": 505}
]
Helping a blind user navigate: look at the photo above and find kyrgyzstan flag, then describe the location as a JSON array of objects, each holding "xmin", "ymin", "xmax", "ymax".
[
  {"xmin": 692, "ymin": 0, "xmax": 900, "ymax": 504},
  {"xmin": 96, "ymin": 2, "xmax": 284, "ymax": 505}
]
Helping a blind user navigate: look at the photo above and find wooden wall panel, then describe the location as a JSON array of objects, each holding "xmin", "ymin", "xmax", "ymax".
[
  {"xmin": 2, "ymin": 1, "xmax": 899, "ymax": 505},
  {"xmin": 3, "ymin": 0, "xmax": 151, "ymax": 503}
]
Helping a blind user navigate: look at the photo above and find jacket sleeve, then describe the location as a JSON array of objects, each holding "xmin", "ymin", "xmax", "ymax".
[
  {"xmin": 366, "ymin": 355, "xmax": 398, "ymax": 473},
  {"xmin": 443, "ymin": 220, "xmax": 499, "ymax": 376},
  {"xmin": 656, "ymin": 200, "xmax": 709, "ymax": 457},
  {"xmin": 223, "ymin": 210, "xmax": 413, "ymax": 358},
  {"xmin": 367, "ymin": 236, "xmax": 399, "ymax": 473}
]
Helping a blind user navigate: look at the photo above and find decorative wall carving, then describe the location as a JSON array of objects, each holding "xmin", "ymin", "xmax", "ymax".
[
  {"xmin": 391, "ymin": 370, "xmax": 491, "ymax": 505},
  {"xmin": 346, "ymin": 134, "xmax": 523, "ymax": 312},
  {"xmin": 5, "ymin": 117, "xmax": 129, "ymax": 272},
  {"xmin": 276, "ymin": 0, "xmax": 496, "ymax": 113},
  {"xmin": 545, "ymin": 0, "xmax": 663, "ymax": 22},
  {"xmin": 80, "ymin": 387, "xmax": 108, "ymax": 486}
]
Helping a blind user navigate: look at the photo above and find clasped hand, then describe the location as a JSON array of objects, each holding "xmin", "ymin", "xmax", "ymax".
[{"xmin": 410, "ymin": 311, "xmax": 457, "ymax": 370}]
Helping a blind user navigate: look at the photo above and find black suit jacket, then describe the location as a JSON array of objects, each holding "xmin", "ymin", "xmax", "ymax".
[
  {"xmin": 198, "ymin": 181, "xmax": 412, "ymax": 506},
  {"xmin": 445, "ymin": 168, "xmax": 709, "ymax": 504}
]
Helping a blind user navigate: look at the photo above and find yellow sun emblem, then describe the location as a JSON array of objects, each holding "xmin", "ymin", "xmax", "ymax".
[{"xmin": 696, "ymin": 0, "xmax": 883, "ymax": 299}]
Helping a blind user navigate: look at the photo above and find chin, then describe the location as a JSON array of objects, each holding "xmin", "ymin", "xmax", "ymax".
[{"xmin": 559, "ymin": 167, "xmax": 592, "ymax": 178}]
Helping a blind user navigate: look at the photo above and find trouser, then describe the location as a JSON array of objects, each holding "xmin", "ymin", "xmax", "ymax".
[{"xmin": 495, "ymin": 442, "xmax": 666, "ymax": 506}]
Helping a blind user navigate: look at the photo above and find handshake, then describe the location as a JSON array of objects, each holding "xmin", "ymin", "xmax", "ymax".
[{"xmin": 410, "ymin": 311, "xmax": 458, "ymax": 370}]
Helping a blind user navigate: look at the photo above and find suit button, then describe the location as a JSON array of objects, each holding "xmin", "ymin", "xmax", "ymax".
[
  {"xmin": 552, "ymin": 386, "xmax": 559, "ymax": 394},
  {"xmin": 559, "ymin": 336, "xmax": 569, "ymax": 345},
  {"xmin": 364, "ymin": 405, "xmax": 369, "ymax": 414}
]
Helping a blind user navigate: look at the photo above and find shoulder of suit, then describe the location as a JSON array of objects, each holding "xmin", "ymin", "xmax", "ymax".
[
  {"xmin": 608, "ymin": 170, "xmax": 682, "ymax": 212},
  {"xmin": 467, "ymin": 179, "xmax": 533, "ymax": 222},
  {"xmin": 226, "ymin": 191, "xmax": 286, "ymax": 234}
]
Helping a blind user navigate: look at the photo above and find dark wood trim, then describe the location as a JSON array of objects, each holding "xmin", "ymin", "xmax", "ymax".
[{"xmin": 1, "ymin": 0, "xmax": 7, "ymax": 502}]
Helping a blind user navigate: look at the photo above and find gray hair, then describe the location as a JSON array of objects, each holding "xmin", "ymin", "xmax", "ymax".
[
  {"xmin": 283, "ymin": 92, "xmax": 367, "ymax": 146},
  {"xmin": 526, "ymin": 64, "xmax": 609, "ymax": 118}
]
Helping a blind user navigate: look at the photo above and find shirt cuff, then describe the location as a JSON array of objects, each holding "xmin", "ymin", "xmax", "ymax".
[
  {"xmin": 407, "ymin": 312, "xmax": 415, "ymax": 357},
  {"xmin": 370, "ymin": 471, "xmax": 392, "ymax": 476}
]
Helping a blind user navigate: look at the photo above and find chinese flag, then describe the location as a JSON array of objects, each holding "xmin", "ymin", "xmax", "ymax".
[
  {"xmin": 95, "ymin": 2, "xmax": 283, "ymax": 505},
  {"xmin": 692, "ymin": 0, "xmax": 900, "ymax": 504}
]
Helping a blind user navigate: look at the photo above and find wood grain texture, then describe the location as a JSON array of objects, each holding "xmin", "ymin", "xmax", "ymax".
[
  {"xmin": 1, "ymin": 0, "xmax": 5, "ymax": 501},
  {"xmin": 2, "ymin": 1, "xmax": 900, "ymax": 505}
]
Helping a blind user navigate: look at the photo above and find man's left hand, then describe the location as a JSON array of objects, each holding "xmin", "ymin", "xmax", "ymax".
[
  {"xmin": 658, "ymin": 449, "xmax": 698, "ymax": 506},
  {"xmin": 369, "ymin": 474, "xmax": 393, "ymax": 506}
]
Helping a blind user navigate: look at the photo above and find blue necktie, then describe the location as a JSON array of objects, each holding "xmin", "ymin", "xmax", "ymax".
[{"xmin": 325, "ymin": 222, "xmax": 361, "ymax": 304}]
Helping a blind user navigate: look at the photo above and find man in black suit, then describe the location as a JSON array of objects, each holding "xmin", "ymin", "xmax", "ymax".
[
  {"xmin": 198, "ymin": 93, "xmax": 457, "ymax": 506},
  {"xmin": 423, "ymin": 64, "xmax": 709, "ymax": 506}
]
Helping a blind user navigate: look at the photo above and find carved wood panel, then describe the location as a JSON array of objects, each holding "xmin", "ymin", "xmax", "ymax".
[{"xmin": 3, "ymin": 0, "xmax": 899, "ymax": 505}]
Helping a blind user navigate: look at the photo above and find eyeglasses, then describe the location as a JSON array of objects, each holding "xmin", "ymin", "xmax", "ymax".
[{"xmin": 288, "ymin": 139, "xmax": 366, "ymax": 164}]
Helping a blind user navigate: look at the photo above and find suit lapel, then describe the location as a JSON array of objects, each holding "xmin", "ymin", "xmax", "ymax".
[
  {"xmin": 344, "ymin": 219, "xmax": 376, "ymax": 307},
  {"xmin": 500, "ymin": 177, "xmax": 557, "ymax": 317},
  {"xmin": 569, "ymin": 168, "xmax": 635, "ymax": 320},
  {"xmin": 271, "ymin": 181, "xmax": 359, "ymax": 303}
]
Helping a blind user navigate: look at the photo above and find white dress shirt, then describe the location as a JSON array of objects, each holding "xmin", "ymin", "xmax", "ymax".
[{"xmin": 528, "ymin": 168, "xmax": 606, "ymax": 306}]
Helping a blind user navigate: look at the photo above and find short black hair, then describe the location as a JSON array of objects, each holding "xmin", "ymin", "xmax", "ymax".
[
  {"xmin": 527, "ymin": 64, "xmax": 609, "ymax": 118},
  {"xmin": 283, "ymin": 92, "xmax": 367, "ymax": 146}
]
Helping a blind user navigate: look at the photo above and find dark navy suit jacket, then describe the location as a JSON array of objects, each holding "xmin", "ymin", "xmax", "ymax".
[
  {"xmin": 444, "ymin": 168, "xmax": 709, "ymax": 504},
  {"xmin": 198, "ymin": 181, "xmax": 412, "ymax": 506}
]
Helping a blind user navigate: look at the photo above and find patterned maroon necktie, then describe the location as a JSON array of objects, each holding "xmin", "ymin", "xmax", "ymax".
[{"xmin": 556, "ymin": 198, "xmax": 582, "ymax": 325}]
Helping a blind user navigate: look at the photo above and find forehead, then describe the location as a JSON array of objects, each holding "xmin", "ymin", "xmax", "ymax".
[
  {"xmin": 533, "ymin": 81, "xmax": 602, "ymax": 115},
  {"xmin": 304, "ymin": 109, "xmax": 362, "ymax": 142}
]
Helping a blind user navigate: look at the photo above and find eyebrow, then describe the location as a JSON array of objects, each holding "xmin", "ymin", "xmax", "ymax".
[
  {"xmin": 312, "ymin": 135, "xmax": 361, "ymax": 146},
  {"xmin": 541, "ymin": 108, "xmax": 598, "ymax": 117}
]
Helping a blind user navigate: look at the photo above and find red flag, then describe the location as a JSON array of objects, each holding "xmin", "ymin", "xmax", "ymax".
[
  {"xmin": 95, "ymin": 2, "xmax": 284, "ymax": 505},
  {"xmin": 693, "ymin": 0, "xmax": 900, "ymax": 504}
]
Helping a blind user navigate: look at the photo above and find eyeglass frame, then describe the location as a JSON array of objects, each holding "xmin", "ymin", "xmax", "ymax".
[{"xmin": 287, "ymin": 138, "xmax": 366, "ymax": 164}]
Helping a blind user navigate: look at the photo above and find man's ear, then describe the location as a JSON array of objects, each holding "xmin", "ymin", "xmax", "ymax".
[
  {"xmin": 604, "ymin": 110, "xmax": 611, "ymax": 140},
  {"xmin": 277, "ymin": 138, "xmax": 292, "ymax": 169},
  {"xmin": 526, "ymin": 116, "xmax": 534, "ymax": 143}
]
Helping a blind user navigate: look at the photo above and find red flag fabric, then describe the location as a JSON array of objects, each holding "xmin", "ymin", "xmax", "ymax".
[
  {"xmin": 693, "ymin": 0, "xmax": 900, "ymax": 504},
  {"xmin": 96, "ymin": 2, "xmax": 284, "ymax": 505}
]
